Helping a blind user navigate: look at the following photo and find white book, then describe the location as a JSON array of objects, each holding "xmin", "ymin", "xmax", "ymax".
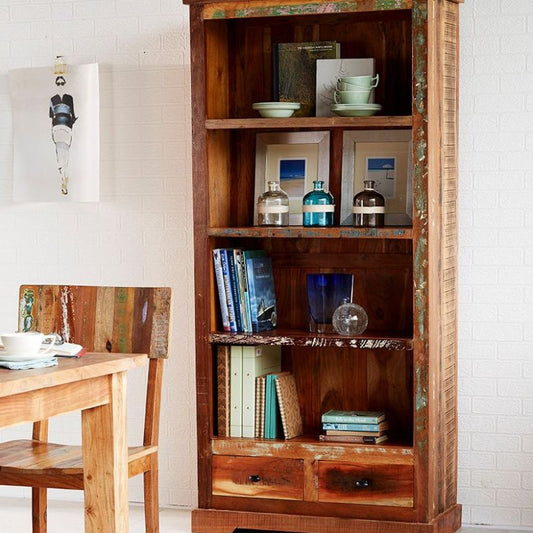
[
  {"xmin": 241, "ymin": 345, "xmax": 282, "ymax": 437},
  {"xmin": 315, "ymin": 58, "xmax": 375, "ymax": 117},
  {"xmin": 230, "ymin": 346, "xmax": 243, "ymax": 437}
]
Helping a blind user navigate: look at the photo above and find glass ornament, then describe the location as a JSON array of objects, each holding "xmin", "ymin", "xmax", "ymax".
[
  {"xmin": 302, "ymin": 180, "xmax": 334, "ymax": 227},
  {"xmin": 332, "ymin": 297, "xmax": 369, "ymax": 336},
  {"xmin": 353, "ymin": 179, "xmax": 385, "ymax": 227},
  {"xmin": 257, "ymin": 181, "xmax": 290, "ymax": 226}
]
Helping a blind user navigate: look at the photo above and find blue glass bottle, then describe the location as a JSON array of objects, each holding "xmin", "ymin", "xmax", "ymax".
[{"xmin": 302, "ymin": 180, "xmax": 334, "ymax": 226}]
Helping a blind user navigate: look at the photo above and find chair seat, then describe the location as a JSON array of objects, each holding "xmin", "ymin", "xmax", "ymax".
[{"xmin": 0, "ymin": 439, "xmax": 157, "ymax": 488}]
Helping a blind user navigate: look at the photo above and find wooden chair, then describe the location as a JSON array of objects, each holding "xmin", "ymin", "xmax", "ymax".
[{"xmin": 0, "ymin": 285, "xmax": 172, "ymax": 533}]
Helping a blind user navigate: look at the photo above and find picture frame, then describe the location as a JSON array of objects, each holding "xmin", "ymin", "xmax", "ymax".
[
  {"xmin": 254, "ymin": 131, "xmax": 330, "ymax": 225},
  {"xmin": 340, "ymin": 130, "xmax": 412, "ymax": 226}
]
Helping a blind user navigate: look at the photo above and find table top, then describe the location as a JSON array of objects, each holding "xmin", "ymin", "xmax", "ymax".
[{"xmin": 0, "ymin": 352, "xmax": 148, "ymax": 398}]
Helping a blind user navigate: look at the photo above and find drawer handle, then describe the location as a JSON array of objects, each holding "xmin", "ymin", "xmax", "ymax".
[
  {"xmin": 354, "ymin": 478, "xmax": 371, "ymax": 489},
  {"xmin": 248, "ymin": 474, "xmax": 261, "ymax": 483}
]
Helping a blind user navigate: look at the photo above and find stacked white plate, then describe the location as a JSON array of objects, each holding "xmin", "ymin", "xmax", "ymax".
[
  {"xmin": 331, "ymin": 103, "xmax": 382, "ymax": 117},
  {"xmin": 252, "ymin": 102, "xmax": 301, "ymax": 118}
]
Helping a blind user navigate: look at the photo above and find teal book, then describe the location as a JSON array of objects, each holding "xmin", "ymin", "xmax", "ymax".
[
  {"xmin": 321, "ymin": 410, "xmax": 386, "ymax": 424},
  {"xmin": 322, "ymin": 422, "xmax": 387, "ymax": 432}
]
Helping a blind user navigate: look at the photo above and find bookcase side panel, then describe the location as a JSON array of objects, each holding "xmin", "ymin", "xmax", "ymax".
[{"xmin": 427, "ymin": 0, "xmax": 460, "ymax": 518}]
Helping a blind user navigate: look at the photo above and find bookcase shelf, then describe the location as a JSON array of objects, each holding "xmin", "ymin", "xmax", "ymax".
[
  {"xmin": 209, "ymin": 330, "xmax": 413, "ymax": 351},
  {"xmin": 206, "ymin": 115, "xmax": 413, "ymax": 130},
  {"xmin": 208, "ymin": 226, "xmax": 413, "ymax": 239},
  {"xmin": 185, "ymin": 0, "xmax": 463, "ymax": 531}
]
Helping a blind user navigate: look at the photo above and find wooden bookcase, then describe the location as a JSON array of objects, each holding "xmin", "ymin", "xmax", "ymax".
[{"xmin": 183, "ymin": 0, "xmax": 464, "ymax": 532}]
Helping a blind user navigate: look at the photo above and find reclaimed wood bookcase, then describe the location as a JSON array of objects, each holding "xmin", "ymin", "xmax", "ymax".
[{"xmin": 183, "ymin": 0, "xmax": 464, "ymax": 531}]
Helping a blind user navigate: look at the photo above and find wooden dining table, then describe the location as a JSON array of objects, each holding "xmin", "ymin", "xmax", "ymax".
[{"xmin": 0, "ymin": 352, "xmax": 147, "ymax": 532}]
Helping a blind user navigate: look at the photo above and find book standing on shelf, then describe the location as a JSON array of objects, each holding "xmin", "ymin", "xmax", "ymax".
[
  {"xmin": 216, "ymin": 346, "xmax": 231, "ymax": 437},
  {"xmin": 246, "ymin": 255, "xmax": 277, "ymax": 332},
  {"xmin": 241, "ymin": 346, "xmax": 282, "ymax": 437},
  {"xmin": 274, "ymin": 373, "xmax": 303, "ymax": 440},
  {"xmin": 274, "ymin": 40, "xmax": 340, "ymax": 116}
]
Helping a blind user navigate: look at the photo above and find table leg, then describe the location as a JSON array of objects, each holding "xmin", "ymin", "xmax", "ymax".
[{"xmin": 81, "ymin": 372, "xmax": 129, "ymax": 533}]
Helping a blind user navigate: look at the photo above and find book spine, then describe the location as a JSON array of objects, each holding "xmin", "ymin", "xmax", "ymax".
[
  {"xmin": 322, "ymin": 422, "xmax": 381, "ymax": 432},
  {"xmin": 213, "ymin": 249, "xmax": 231, "ymax": 332},
  {"xmin": 321, "ymin": 414, "xmax": 382, "ymax": 424},
  {"xmin": 234, "ymin": 249, "xmax": 251, "ymax": 333},
  {"xmin": 216, "ymin": 345, "xmax": 230, "ymax": 437},
  {"xmin": 241, "ymin": 346, "xmax": 257, "ymax": 437},
  {"xmin": 274, "ymin": 376, "xmax": 288, "ymax": 439},
  {"xmin": 227, "ymin": 250, "xmax": 243, "ymax": 332},
  {"xmin": 245, "ymin": 257, "xmax": 259, "ymax": 331},
  {"xmin": 220, "ymin": 250, "xmax": 237, "ymax": 332},
  {"xmin": 230, "ymin": 346, "xmax": 243, "ymax": 437}
]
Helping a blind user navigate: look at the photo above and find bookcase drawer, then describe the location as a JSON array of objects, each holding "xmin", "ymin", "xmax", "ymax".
[
  {"xmin": 318, "ymin": 462, "xmax": 414, "ymax": 507},
  {"xmin": 212, "ymin": 455, "xmax": 304, "ymax": 500}
]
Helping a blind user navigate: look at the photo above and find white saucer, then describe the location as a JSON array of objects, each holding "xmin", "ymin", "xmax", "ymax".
[
  {"xmin": 0, "ymin": 349, "xmax": 57, "ymax": 362},
  {"xmin": 331, "ymin": 103, "xmax": 382, "ymax": 117}
]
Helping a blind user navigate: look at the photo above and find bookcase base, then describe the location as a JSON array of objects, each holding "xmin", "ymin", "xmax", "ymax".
[{"xmin": 192, "ymin": 504, "xmax": 462, "ymax": 533}]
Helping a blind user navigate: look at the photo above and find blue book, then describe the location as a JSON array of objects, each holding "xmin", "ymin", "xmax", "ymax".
[
  {"xmin": 212, "ymin": 249, "xmax": 230, "ymax": 331},
  {"xmin": 322, "ymin": 422, "xmax": 385, "ymax": 432},
  {"xmin": 219, "ymin": 249, "xmax": 237, "ymax": 332},
  {"xmin": 245, "ymin": 256, "xmax": 277, "ymax": 332},
  {"xmin": 226, "ymin": 250, "xmax": 243, "ymax": 332},
  {"xmin": 321, "ymin": 410, "xmax": 386, "ymax": 424}
]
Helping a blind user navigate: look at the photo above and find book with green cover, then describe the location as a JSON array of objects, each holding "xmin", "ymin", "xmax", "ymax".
[
  {"xmin": 274, "ymin": 41, "xmax": 340, "ymax": 116},
  {"xmin": 321, "ymin": 409, "xmax": 386, "ymax": 424}
]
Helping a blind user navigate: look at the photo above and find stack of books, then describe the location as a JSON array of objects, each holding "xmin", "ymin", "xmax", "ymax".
[
  {"xmin": 213, "ymin": 248, "xmax": 277, "ymax": 333},
  {"xmin": 319, "ymin": 410, "xmax": 388, "ymax": 444}
]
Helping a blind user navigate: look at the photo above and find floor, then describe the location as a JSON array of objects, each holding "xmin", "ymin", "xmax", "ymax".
[{"xmin": 0, "ymin": 497, "xmax": 529, "ymax": 533}]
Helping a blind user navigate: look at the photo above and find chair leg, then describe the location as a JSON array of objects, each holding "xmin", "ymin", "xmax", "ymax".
[
  {"xmin": 143, "ymin": 455, "xmax": 160, "ymax": 533},
  {"xmin": 32, "ymin": 487, "xmax": 47, "ymax": 533}
]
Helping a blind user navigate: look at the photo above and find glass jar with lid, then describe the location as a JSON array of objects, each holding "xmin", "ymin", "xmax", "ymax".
[
  {"xmin": 353, "ymin": 179, "xmax": 385, "ymax": 227},
  {"xmin": 302, "ymin": 180, "xmax": 334, "ymax": 227},
  {"xmin": 257, "ymin": 181, "xmax": 289, "ymax": 226}
]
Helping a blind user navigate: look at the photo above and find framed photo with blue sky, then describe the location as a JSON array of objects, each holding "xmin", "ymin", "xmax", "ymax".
[{"xmin": 255, "ymin": 131, "xmax": 330, "ymax": 225}]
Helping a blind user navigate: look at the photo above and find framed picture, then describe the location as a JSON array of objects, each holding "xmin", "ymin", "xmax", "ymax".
[
  {"xmin": 255, "ymin": 131, "xmax": 330, "ymax": 225},
  {"xmin": 340, "ymin": 130, "xmax": 412, "ymax": 226}
]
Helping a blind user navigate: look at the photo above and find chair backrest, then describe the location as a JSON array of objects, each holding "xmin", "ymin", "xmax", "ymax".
[
  {"xmin": 18, "ymin": 285, "xmax": 172, "ymax": 358},
  {"xmin": 18, "ymin": 285, "xmax": 172, "ymax": 446}
]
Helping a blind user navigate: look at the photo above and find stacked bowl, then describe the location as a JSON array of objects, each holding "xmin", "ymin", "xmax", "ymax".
[{"xmin": 331, "ymin": 74, "xmax": 382, "ymax": 117}]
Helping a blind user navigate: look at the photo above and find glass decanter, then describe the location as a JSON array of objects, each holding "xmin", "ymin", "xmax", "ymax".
[
  {"xmin": 257, "ymin": 181, "xmax": 289, "ymax": 226},
  {"xmin": 332, "ymin": 297, "xmax": 369, "ymax": 336},
  {"xmin": 353, "ymin": 179, "xmax": 385, "ymax": 227},
  {"xmin": 302, "ymin": 180, "xmax": 334, "ymax": 227}
]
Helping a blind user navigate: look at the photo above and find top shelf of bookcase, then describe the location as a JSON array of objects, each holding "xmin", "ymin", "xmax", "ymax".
[{"xmin": 205, "ymin": 116, "xmax": 412, "ymax": 130}]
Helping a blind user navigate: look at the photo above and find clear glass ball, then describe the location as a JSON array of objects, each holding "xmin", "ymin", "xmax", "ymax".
[{"xmin": 332, "ymin": 299, "xmax": 368, "ymax": 336}]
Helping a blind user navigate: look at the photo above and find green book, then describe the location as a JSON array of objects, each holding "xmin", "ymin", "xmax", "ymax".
[{"xmin": 274, "ymin": 41, "xmax": 340, "ymax": 116}]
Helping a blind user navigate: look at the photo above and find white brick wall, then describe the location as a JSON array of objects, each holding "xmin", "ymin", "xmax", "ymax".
[
  {"xmin": 0, "ymin": 0, "xmax": 196, "ymax": 509},
  {"xmin": 459, "ymin": 0, "xmax": 533, "ymax": 529},
  {"xmin": 0, "ymin": 0, "xmax": 531, "ymax": 529}
]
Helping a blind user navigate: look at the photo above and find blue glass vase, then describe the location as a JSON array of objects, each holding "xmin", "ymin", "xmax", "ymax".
[
  {"xmin": 302, "ymin": 180, "xmax": 334, "ymax": 227},
  {"xmin": 306, "ymin": 273, "xmax": 354, "ymax": 333}
]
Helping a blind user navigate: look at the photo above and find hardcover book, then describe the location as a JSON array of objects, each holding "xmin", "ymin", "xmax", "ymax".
[
  {"xmin": 274, "ymin": 373, "xmax": 303, "ymax": 440},
  {"xmin": 255, "ymin": 375, "xmax": 266, "ymax": 438},
  {"xmin": 274, "ymin": 41, "xmax": 340, "ymax": 116},
  {"xmin": 321, "ymin": 409, "xmax": 386, "ymax": 424},
  {"xmin": 245, "ymin": 256, "xmax": 277, "ymax": 332},
  {"xmin": 230, "ymin": 346, "xmax": 243, "ymax": 437},
  {"xmin": 241, "ymin": 345, "xmax": 282, "ymax": 438},
  {"xmin": 216, "ymin": 345, "xmax": 231, "ymax": 437},
  {"xmin": 319, "ymin": 434, "xmax": 388, "ymax": 444},
  {"xmin": 322, "ymin": 421, "xmax": 389, "ymax": 432},
  {"xmin": 218, "ymin": 249, "xmax": 238, "ymax": 332},
  {"xmin": 212, "ymin": 249, "xmax": 231, "ymax": 331}
]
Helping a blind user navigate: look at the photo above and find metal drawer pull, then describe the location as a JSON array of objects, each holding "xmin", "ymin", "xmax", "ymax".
[
  {"xmin": 354, "ymin": 478, "xmax": 371, "ymax": 489},
  {"xmin": 248, "ymin": 474, "xmax": 261, "ymax": 483}
]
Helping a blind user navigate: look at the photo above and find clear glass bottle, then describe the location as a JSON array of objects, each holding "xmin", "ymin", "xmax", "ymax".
[
  {"xmin": 332, "ymin": 297, "xmax": 369, "ymax": 336},
  {"xmin": 302, "ymin": 180, "xmax": 334, "ymax": 227},
  {"xmin": 257, "ymin": 181, "xmax": 289, "ymax": 226},
  {"xmin": 353, "ymin": 179, "xmax": 385, "ymax": 227}
]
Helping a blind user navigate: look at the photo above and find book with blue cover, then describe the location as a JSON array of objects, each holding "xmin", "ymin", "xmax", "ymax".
[
  {"xmin": 321, "ymin": 410, "xmax": 386, "ymax": 424},
  {"xmin": 245, "ymin": 256, "xmax": 277, "ymax": 332},
  {"xmin": 322, "ymin": 421, "xmax": 388, "ymax": 432}
]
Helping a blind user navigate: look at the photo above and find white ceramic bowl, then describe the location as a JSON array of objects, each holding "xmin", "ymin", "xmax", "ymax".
[{"xmin": 252, "ymin": 102, "xmax": 300, "ymax": 118}]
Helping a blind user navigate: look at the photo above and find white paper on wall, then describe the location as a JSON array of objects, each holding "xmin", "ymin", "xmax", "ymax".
[{"xmin": 9, "ymin": 63, "xmax": 100, "ymax": 202}]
